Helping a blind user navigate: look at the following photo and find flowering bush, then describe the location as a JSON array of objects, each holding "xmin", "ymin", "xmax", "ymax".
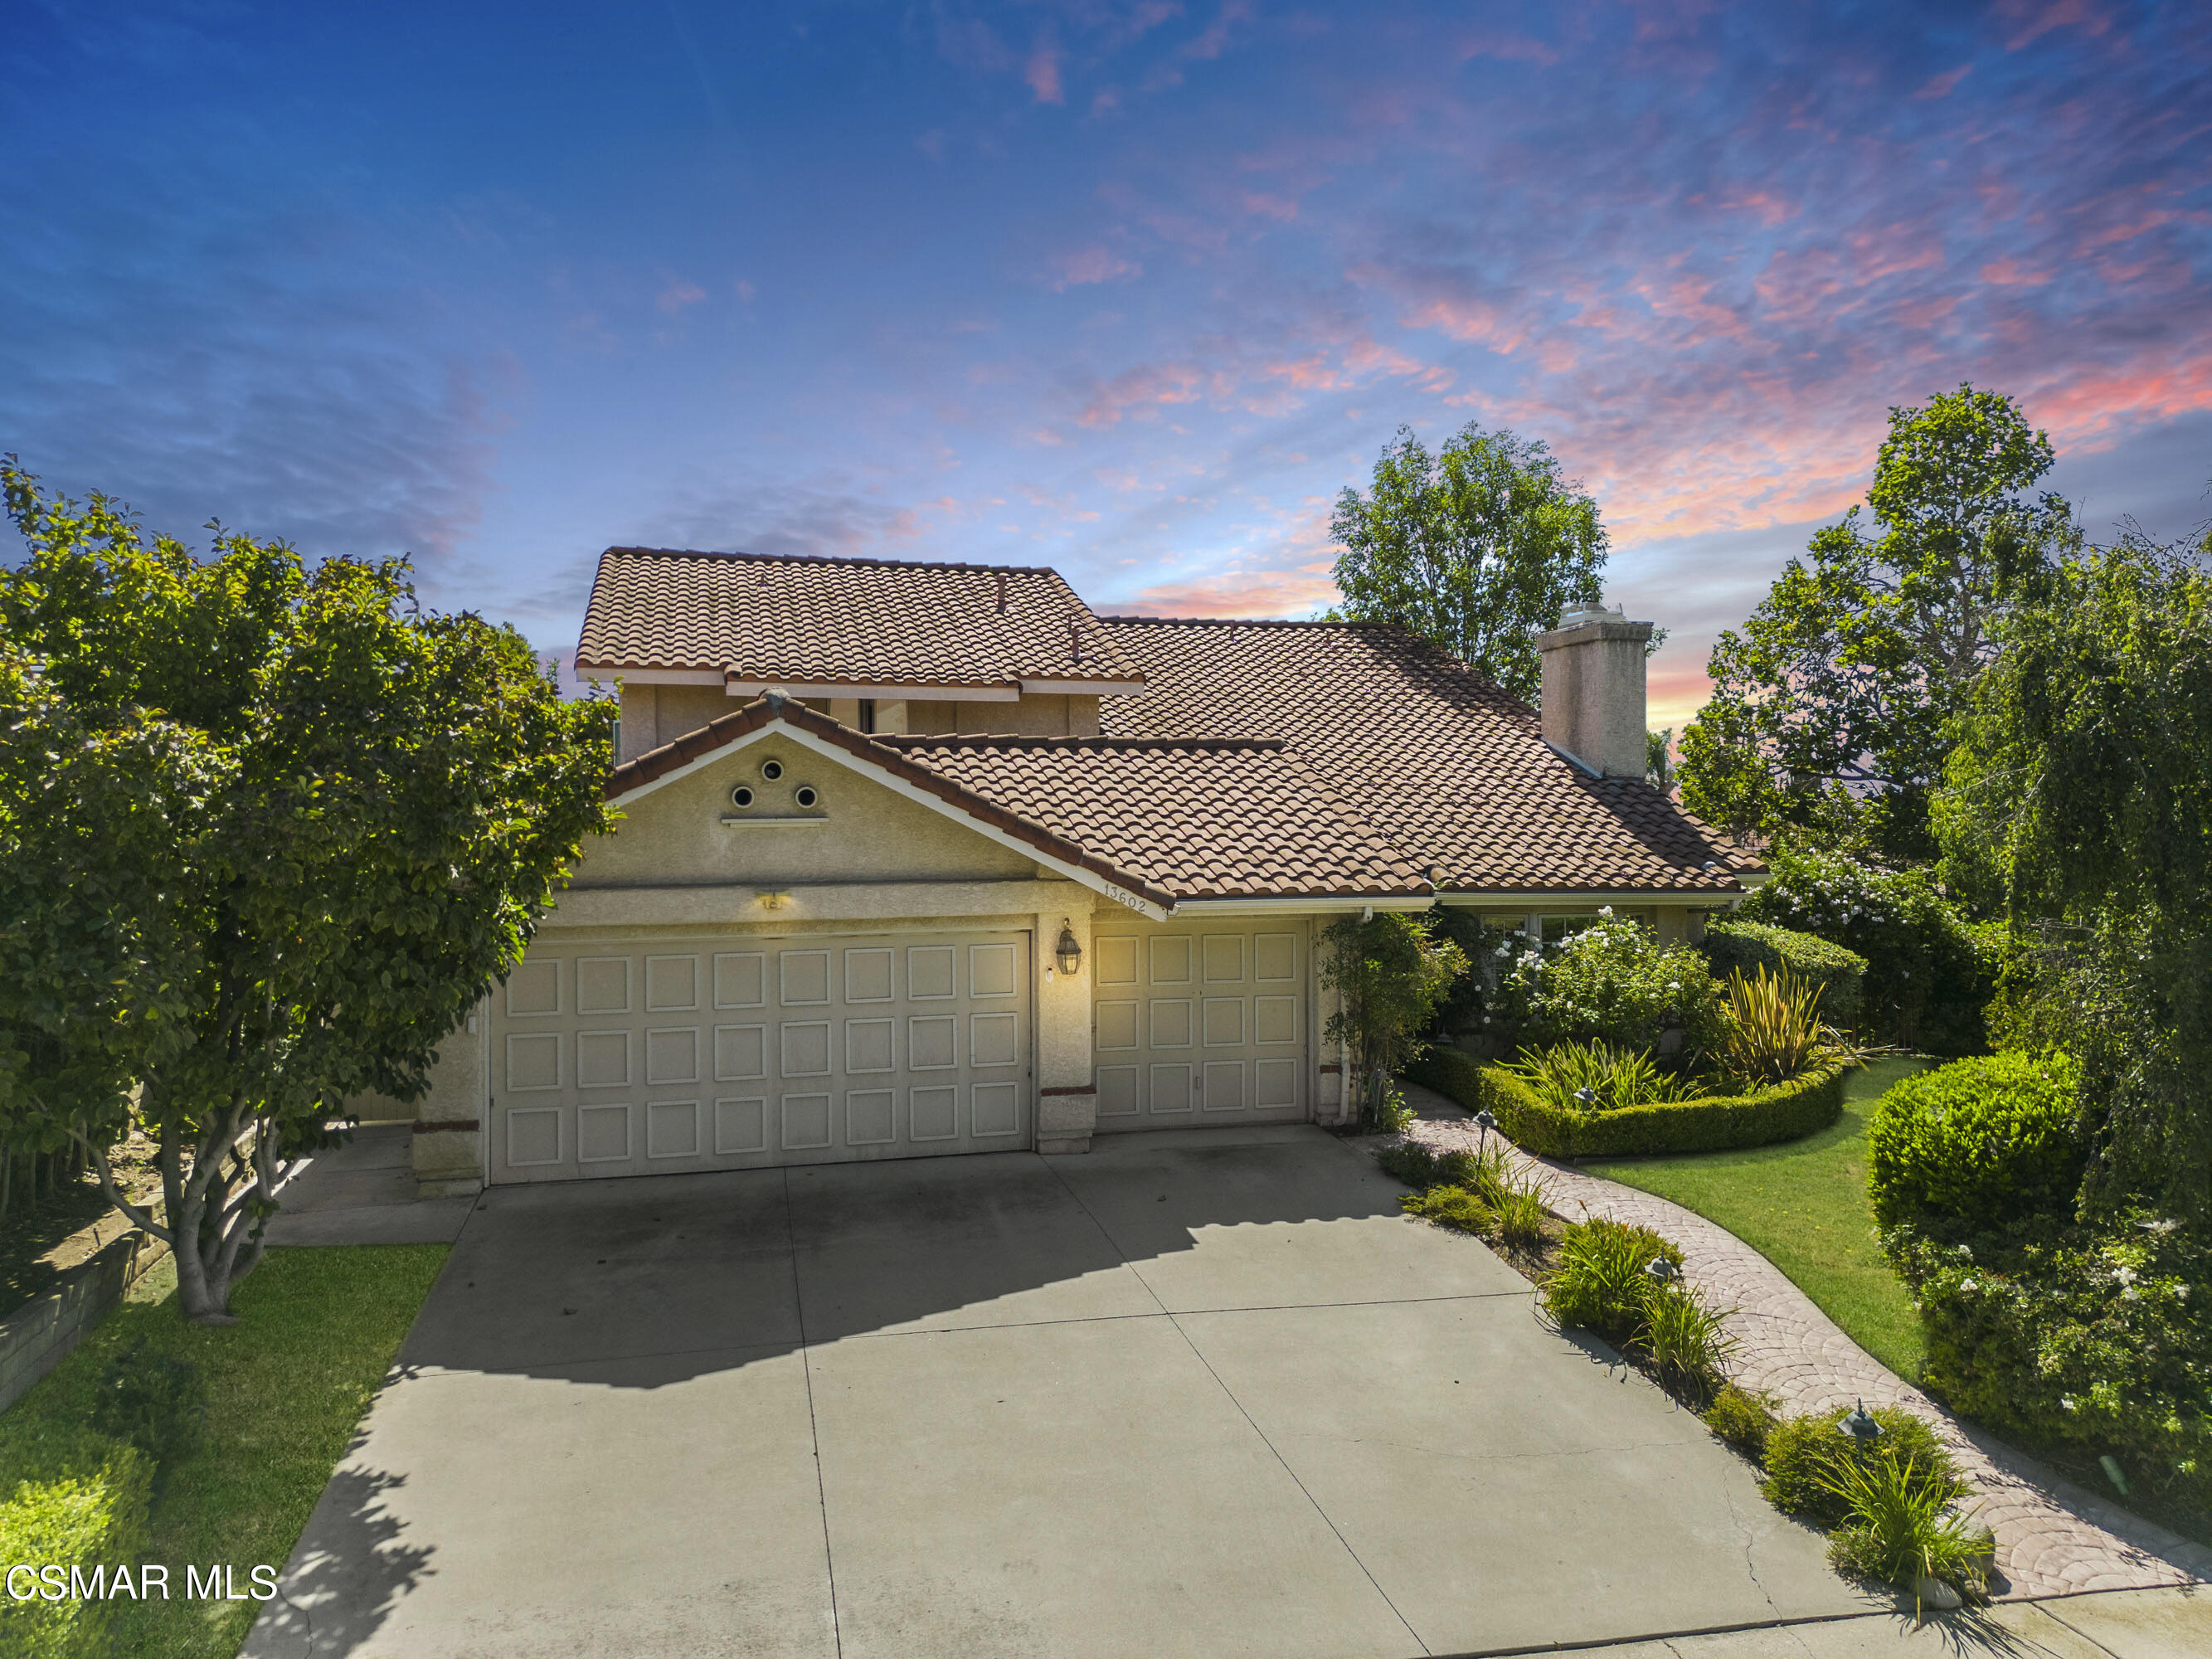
[
  {"xmin": 1487, "ymin": 911, "xmax": 1722, "ymax": 1053},
  {"xmin": 1737, "ymin": 846, "xmax": 1996, "ymax": 1052},
  {"xmin": 1885, "ymin": 1221, "xmax": 2211, "ymax": 1515}
]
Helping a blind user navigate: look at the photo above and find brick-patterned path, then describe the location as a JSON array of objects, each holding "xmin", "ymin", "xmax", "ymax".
[{"xmin": 1387, "ymin": 1081, "xmax": 2212, "ymax": 1602}]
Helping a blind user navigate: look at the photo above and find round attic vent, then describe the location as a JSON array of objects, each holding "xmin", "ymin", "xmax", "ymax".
[
  {"xmin": 731, "ymin": 786, "xmax": 755, "ymax": 808},
  {"xmin": 761, "ymin": 758, "xmax": 785, "ymax": 781},
  {"xmin": 794, "ymin": 786, "xmax": 819, "ymax": 810}
]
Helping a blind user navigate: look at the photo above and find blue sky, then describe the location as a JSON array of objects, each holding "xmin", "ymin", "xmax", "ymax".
[{"xmin": 5, "ymin": 0, "xmax": 2208, "ymax": 726}]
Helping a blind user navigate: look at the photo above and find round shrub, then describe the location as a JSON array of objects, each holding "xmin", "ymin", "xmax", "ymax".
[
  {"xmin": 1868, "ymin": 1053, "xmax": 2083, "ymax": 1239},
  {"xmin": 1759, "ymin": 1404, "xmax": 1962, "ymax": 1527}
]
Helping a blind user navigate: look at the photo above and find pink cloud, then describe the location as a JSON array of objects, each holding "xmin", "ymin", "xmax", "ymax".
[
  {"xmin": 1996, "ymin": 0, "xmax": 2112, "ymax": 51},
  {"xmin": 1049, "ymin": 247, "xmax": 1141, "ymax": 289},
  {"xmin": 1026, "ymin": 44, "xmax": 1065, "ymax": 105},
  {"xmin": 1078, "ymin": 362, "xmax": 1207, "ymax": 427},
  {"xmin": 1979, "ymin": 255, "xmax": 2053, "ymax": 286},
  {"xmin": 1913, "ymin": 65, "xmax": 1971, "ymax": 100},
  {"xmin": 1241, "ymin": 192, "xmax": 1299, "ymax": 221},
  {"xmin": 656, "ymin": 280, "xmax": 706, "ymax": 314},
  {"xmin": 1116, "ymin": 567, "xmax": 1339, "ymax": 618}
]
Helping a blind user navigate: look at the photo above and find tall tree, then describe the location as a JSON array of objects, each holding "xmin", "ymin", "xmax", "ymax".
[
  {"xmin": 0, "ymin": 462, "xmax": 615, "ymax": 1321},
  {"xmin": 1330, "ymin": 422, "xmax": 1609, "ymax": 703},
  {"xmin": 1934, "ymin": 528, "xmax": 2212, "ymax": 1222},
  {"xmin": 1679, "ymin": 385, "xmax": 2070, "ymax": 859}
]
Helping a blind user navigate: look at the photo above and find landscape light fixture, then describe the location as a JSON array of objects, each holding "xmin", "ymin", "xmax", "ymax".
[
  {"xmin": 1839, "ymin": 1400, "xmax": 1884, "ymax": 1446},
  {"xmin": 1644, "ymin": 1256, "xmax": 1680, "ymax": 1287},
  {"xmin": 1574, "ymin": 1086, "xmax": 1597, "ymax": 1109},
  {"xmin": 1055, "ymin": 921, "xmax": 1082, "ymax": 977},
  {"xmin": 1472, "ymin": 1107, "xmax": 1496, "ymax": 1155}
]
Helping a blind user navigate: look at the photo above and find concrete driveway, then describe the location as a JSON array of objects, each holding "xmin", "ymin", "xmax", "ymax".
[{"xmin": 246, "ymin": 1125, "xmax": 1870, "ymax": 1658}]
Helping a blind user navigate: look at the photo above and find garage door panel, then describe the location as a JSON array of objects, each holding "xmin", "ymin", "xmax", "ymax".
[
  {"xmin": 714, "ymin": 952, "xmax": 766, "ymax": 1009},
  {"xmin": 577, "ymin": 1030, "xmax": 630, "ymax": 1088},
  {"xmin": 781, "ymin": 1093, "xmax": 833, "ymax": 1150},
  {"xmin": 716, "ymin": 1024, "xmax": 767, "ymax": 1081},
  {"xmin": 645, "ymin": 955, "xmax": 699, "ymax": 1012},
  {"xmin": 846, "ymin": 1019, "xmax": 894, "ymax": 1074},
  {"xmin": 780, "ymin": 951, "xmax": 831, "ymax": 1005},
  {"xmin": 492, "ymin": 929, "xmax": 1031, "ymax": 1182},
  {"xmin": 508, "ymin": 1033, "xmax": 562, "ymax": 1092},
  {"xmin": 715, "ymin": 1097, "xmax": 767, "ymax": 1155},
  {"xmin": 911, "ymin": 1086, "xmax": 958, "ymax": 1141},
  {"xmin": 846, "ymin": 1089, "xmax": 897, "ymax": 1146},
  {"xmin": 646, "ymin": 1028, "xmax": 698, "ymax": 1085},
  {"xmin": 647, "ymin": 1099, "xmax": 701, "ymax": 1159},
  {"xmin": 1096, "ymin": 927, "xmax": 1305, "ymax": 1133},
  {"xmin": 578, "ymin": 1102, "xmax": 633, "ymax": 1164},
  {"xmin": 576, "ymin": 957, "xmax": 630, "ymax": 1014},
  {"xmin": 973, "ymin": 1082, "xmax": 1021, "ymax": 1137}
]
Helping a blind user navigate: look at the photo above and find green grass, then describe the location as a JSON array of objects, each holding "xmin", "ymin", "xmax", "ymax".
[
  {"xmin": 2, "ymin": 1243, "xmax": 448, "ymax": 1659},
  {"xmin": 1582, "ymin": 1058, "xmax": 1932, "ymax": 1380}
]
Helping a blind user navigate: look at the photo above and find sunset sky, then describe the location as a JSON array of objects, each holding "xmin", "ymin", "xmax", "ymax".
[{"xmin": 5, "ymin": 1, "xmax": 2207, "ymax": 728}]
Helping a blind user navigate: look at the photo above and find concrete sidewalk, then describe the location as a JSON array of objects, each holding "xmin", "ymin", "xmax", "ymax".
[{"xmin": 262, "ymin": 1122, "xmax": 474, "ymax": 1247}]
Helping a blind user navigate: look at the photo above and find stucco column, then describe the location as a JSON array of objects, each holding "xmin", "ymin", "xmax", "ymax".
[
  {"xmin": 411, "ymin": 993, "xmax": 489, "ymax": 1197},
  {"xmin": 1034, "ymin": 908, "xmax": 1096, "ymax": 1154}
]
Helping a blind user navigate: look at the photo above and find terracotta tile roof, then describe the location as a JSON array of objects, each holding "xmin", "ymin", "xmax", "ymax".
[
  {"xmin": 602, "ymin": 698, "xmax": 1432, "ymax": 907},
  {"xmin": 576, "ymin": 547, "xmax": 1142, "ymax": 688},
  {"xmin": 1096, "ymin": 617, "xmax": 1761, "ymax": 897},
  {"xmin": 882, "ymin": 735, "xmax": 1434, "ymax": 902}
]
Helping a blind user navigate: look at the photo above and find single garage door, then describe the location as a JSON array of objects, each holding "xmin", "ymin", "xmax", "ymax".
[
  {"xmin": 488, "ymin": 929, "xmax": 1032, "ymax": 1183},
  {"xmin": 1090, "ymin": 923, "xmax": 1308, "ymax": 1131}
]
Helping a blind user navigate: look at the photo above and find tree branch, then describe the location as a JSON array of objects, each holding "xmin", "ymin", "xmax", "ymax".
[{"xmin": 74, "ymin": 1133, "xmax": 173, "ymax": 1245}]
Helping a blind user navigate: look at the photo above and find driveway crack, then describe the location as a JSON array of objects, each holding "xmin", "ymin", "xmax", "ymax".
[{"xmin": 784, "ymin": 1167, "xmax": 844, "ymax": 1659}]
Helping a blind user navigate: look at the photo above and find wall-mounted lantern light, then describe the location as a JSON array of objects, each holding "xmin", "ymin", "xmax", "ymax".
[{"xmin": 1055, "ymin": 920, "xmax": 1083, "ymax": 976}]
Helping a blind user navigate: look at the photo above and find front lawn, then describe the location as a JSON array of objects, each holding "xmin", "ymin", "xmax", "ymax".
[
  {"xmin": 1582, "ymin": 1057, "xmax": 1932, "ymax": 1380},
  {"xmin": 1, "ymin": 1243, "xmax": 447, "ymax": 1659}
]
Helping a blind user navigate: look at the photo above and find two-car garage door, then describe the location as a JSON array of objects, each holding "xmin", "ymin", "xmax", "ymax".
[{"xmin": 489, "ymin": 930, "xmax": 1031, "ymax": 1183}]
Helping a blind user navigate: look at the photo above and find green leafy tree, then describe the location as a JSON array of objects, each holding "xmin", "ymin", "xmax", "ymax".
[
  {"xmin": 0, "ymin": 462, "xmax": 615, "ymax": 1321},
  {"xmin": 1320, "ymin": 913, "xmax": 1467, "ymax": 1129},
  {"xmin": 1934, "ymin": 528, "xmax": 2212, "ymax": 1223},
  {"xmin": 1680, "ymin": 386, "xmax": 2070, "ymax": 859},
  {"xmin": 1330, "ymin": 423, "xmax": 1610, "ymax": 703}
]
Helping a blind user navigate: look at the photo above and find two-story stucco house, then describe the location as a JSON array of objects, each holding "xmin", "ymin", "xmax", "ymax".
[{"xmin": 402, "ymin": 547, "xmax": 1764, "ymax": 1194}]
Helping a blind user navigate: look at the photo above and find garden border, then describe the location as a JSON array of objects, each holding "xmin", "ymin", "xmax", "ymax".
[
  {"xmin": 1410, "ymin": 1048, "xmax": 1850, "ymax": 1157},
  {"xmin": 1383, "ymin": 1082, "xmax": 2212, "ymax": 1600}
]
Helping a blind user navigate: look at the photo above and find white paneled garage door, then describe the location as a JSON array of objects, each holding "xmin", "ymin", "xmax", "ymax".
[
  {"xmin": 488, "ymin": 930, "xmax": 1031, "ymax": 1183},
  {"xmin": 1090, "ymin": 924, "xmax": 1307, "ymax": 1132}
]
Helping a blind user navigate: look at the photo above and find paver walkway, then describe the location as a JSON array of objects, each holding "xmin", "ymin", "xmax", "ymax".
[{"xmin": 1388, "ymin": 1082, "xmax": 2212, "ymax": 1603}]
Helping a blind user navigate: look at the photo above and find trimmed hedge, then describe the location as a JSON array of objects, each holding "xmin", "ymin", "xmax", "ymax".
[
  {"xmin": 1408, "ymin": 1045, "xmax": 1850, "ymax": 1157},
  {"xmin": 1701, "ymin": 919, "xmax": 1867, "ymax": 1034},
  {"xmin": 1867, "ymin": 1053, "xmax": 2083, "ymax": 1240},
  {"xmin": 0, "ymin": 1419, "xmax": 153, "ymax": 1658}
]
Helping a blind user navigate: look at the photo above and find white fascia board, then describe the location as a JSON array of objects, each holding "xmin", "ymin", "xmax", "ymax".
[
  {"xmin": 722, "ymin": 680, "xmax": 1020, "ymax": 702},
  {"xmin": 580, "ymin": 667, "xmax": 724, "ymax": 687},
  {"xmin": 1165, "ymin": 895, "xmax": 1435, "ymax": 915},
  {"xmin": 609, "ymin": 720, "xmax": 1172, "ymax": 922},
  {"xmin": 1733, "ymin": 872, "xmax": 1771, "ymax": 889},
  {"xmin": 1436, "ymin": 890, "xmax": 1749, "ymax": 908},
  {"xmin": 1017, "ymin": 678, "xmax": 1148, "ymax": 696}
]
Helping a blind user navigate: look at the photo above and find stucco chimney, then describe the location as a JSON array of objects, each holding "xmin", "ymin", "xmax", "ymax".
[{"xmin": 1537, "ymin": 602, "xmax": 1653, "ymax": 779}]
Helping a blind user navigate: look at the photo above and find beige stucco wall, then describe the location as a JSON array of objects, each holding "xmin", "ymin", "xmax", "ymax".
[{"xmin": 578, "ymin": 740, "xmax": 1039, "ymax": 890}]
